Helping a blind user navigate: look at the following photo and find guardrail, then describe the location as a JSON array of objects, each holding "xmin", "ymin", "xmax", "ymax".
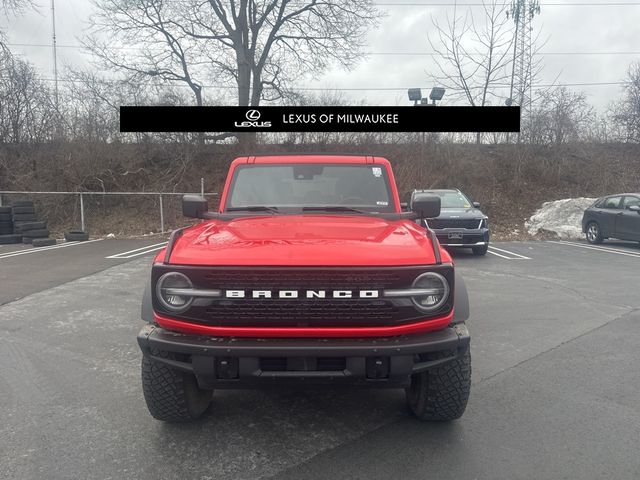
[{"xmin": 0, "ymin": 185, "xmax": 219, "ymax": 234}]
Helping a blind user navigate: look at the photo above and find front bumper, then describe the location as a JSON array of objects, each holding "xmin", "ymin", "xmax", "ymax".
[
  {"xmin": 433, "ymin": 228, "xmax": 490, "ymax": 247},
  {"xmin": 137, "ymin": 323, "xmax": 470, "ymax": 389}
]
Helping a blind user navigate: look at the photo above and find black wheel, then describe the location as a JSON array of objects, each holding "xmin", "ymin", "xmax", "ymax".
[
  {"xmin": 32, "ymin": 238, "xmax": 56, "ymax": 247},
  {"xmin": 141, "ymin": 352, "xmax": 213, "ymax": 422},
  {"xmin": 11, "ymin": 200, "xmax": 34, "ymax": 207},
  {"xmin": 586, "ymin": 222, "xmax": 603, "ymax": 244},
  {"xmin": 65, "ymin": 231, "xmax": 89, "ymax": 241},
  {"xmin": 12, "ymin": 213, "xmax": 37, "ymax": 222},
  {"xmin": 0, "ymin": 234, "xmax": 22, "ymax": 244},
  {"xmin": 472, "ymin": 244, "xmax": 488, "ymax": 256},
  {"xmin": 14, "ymin": 221, "xmax": 46, "ymax": 233},
  {"xmin": 12, "ymin": 206, "xmax": 35, "ymax": 214},
  {"xmin": 406, "ymin": 347, "xmax": 471, "ymax": 421},
  {"xmin": 22, "ymin": 229, "xmax": 49, "ymax": 238}
]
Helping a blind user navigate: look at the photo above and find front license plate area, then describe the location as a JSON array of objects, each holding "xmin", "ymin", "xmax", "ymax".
[{"xmin": 448, "ymin": 232, "xmax": 463, "ymax": 240}]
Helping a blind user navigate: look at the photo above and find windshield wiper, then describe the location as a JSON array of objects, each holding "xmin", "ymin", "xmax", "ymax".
[
  {"xmin": 226, "ymin": 206, "xmax": 280, "ymax": 213},
  {"xmin": 302, "ymin": 206, "xmax": 367, "ymax": 214}
]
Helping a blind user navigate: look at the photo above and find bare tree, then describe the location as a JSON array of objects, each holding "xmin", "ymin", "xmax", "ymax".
[
  {"xmin": 429, "ymin": 0, "xmax": 514, "ymax": 143},
  {"xmin": 526, "ymin": 86, "xmax": 594, "ymax": 145},
  {"xmin": 1, "ymin": 0, "xmax": 34, "ymax": 51},
  {"xmin": 86, "ymin": 0, "xmax": 380, "ymax": 110},
  {"xmin": 611, "ymin": 62, "xmax": 640, "ymax": 143},
  {"xmin": 0, "ymin": 49, "xmax": 57, "ymax": 143}
]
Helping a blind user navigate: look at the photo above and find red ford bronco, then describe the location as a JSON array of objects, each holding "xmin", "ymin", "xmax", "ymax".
[{"xmin": 137, "ymin": 154, "xmax": 471, "ymax": 422}]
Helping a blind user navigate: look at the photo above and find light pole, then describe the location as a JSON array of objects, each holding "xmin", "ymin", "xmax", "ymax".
[{"xmin": 408, "ymin": 87, "xmax": 446, "ymax": 159}]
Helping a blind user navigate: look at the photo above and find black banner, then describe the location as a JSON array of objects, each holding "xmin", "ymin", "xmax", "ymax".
[{"xmin": 120, "ymin": 106, "xmax": 520, "ymax": 133}]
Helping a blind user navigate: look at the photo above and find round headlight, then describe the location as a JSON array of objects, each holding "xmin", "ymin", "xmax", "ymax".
[
  {"xmin": 156, "ymin": 272, "xmax": 193, "ymax": 312},
  {"xmin": 411, "ymin": 272, "xmax": 449, "ymax": 312}
]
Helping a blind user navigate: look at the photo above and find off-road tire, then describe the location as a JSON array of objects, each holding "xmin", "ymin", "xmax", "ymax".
[
  {"xmin": 472, "ymin": 244, "xmax": 488, "ymax": 256},
  {"xmin": 141, "ymin": 352, "xmax": 213, "ymax": 422},
  {"xmin": 12, "ymin": 206, "xmax": 35, "ymax": 214},
  {"xmin": 12, "ymin": 213, "xmax": 37, "ymax": 222},
  {"xmin": 0, "ymin": 234, "xmax": 22, "ymax": 244},
  {"xmin": 11, "ymin": 200, "xmax": 34, "ymax": 207},
  {"xmin": 406, "ymin": 347, "xmax": 471, "ymax": 421},
  {"xmin": 22, "ymin": 229, "xmax": 49, "ymax": 238},
  {"xmin": 32, "ymin": 238, "xmax": 56, "ymax": 247},
  {"xmin": 65, "ymin": 231, "xmax": 89, "ymax": 242},
  {"xmin": 14, "ymin": 221, "xmax": 46, "ymax": 233},
  {"xmin": 586, "ymin": 222, "xmax": 603, "ymax": 244}
]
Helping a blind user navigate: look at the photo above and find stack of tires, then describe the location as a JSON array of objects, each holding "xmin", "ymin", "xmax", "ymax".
[
  {"xmin": 0, "ymin": 206, "xmax": 20, "ymax": 244},
  {"xmin": 2, "ymin": 200, "xmax": 56, "ymax": 247}
]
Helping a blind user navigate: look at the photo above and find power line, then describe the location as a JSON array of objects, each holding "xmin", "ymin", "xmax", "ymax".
[
  {"xmin": 4, "ymin": 76, "xmax": 629, "ymax": 90},
  {"xmin": 5, "ymin": 42, "xmax": 640, "ymax": 57}
]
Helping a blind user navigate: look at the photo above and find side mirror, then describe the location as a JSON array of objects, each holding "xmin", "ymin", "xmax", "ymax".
[
  {"xmin": 400, "ymin": 202, "xmax": 409, "ymax": 211},
  {"xmin": 182, "ymin": 194, "xmax": 208, "ymax": 219},
  {"xmin": 629, "ymin": 205, "xmax": 640, "ymax": 213},
  {"xmin": 473, "ymin": 201, "xmax": 481, "ymax": 208},
  {"xmin": 411, "ymin": 194, "xmax": 441, "ymax": 219}
]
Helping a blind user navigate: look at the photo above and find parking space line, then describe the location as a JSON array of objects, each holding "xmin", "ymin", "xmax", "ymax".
[
  {"xmin": 0, "ymin": 242, "xmax": 79, "ymax": 259},
  {"xmin": 486, "ymin": 249, "xmax": 513, "ymax": 259},
  {"xmin": 548, "ymin": 241, "xmax": 640, "ymax": 258},
  {"xmin": 106, "ymin": 242, "xmax": 167, "ymax": 259},
  {"xmin": 0, "ymin": 239, "xmax": 103, "ymax": 260},
  {"xmin": 488, "ymin": 245, "xmax": 532, "ymax": 260}
]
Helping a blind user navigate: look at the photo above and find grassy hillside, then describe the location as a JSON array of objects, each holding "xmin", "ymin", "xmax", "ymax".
[{"xmin": 1, "ymin": 142, "xmax": 638, "ymax": 238}]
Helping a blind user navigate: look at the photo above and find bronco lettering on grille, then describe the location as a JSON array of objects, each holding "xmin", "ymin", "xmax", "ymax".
[{"xmin": 224, "ymin": 289, "xmax": 379, "ymax": 299}]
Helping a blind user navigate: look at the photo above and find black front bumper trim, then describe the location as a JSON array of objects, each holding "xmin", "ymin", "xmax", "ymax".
[{"xmin": 137, "ymin": 323, "xmax": 470, "ymax": 388}]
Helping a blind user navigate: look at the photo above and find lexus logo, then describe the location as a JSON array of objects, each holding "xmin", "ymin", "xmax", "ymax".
[
  {"xmin": 235, "ymin": 109, "xmax": 271, "ymax": 128},
  {"xmin": 245, "ymin": 109, "xmax": 261, "ymax": 121}
]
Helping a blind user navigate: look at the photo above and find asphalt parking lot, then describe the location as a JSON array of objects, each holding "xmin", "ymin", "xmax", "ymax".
[{"xmin": 1, "ymin": 238, "xmax": 639, "ymax": 479}]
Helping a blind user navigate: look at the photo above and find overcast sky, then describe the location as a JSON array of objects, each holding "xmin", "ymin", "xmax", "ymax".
[{"xmin": 1, "ymin": 0, "xmax": 639, "ymax": 110}]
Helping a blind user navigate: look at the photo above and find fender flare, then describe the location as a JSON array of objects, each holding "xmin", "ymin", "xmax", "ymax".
[
  {"xmin": 452, "ymin": 270, "xmax": 470, "ymax": 323},
  {"xmin": 141, "ymin": 279, "xmax": 154, "ymax": 323}
]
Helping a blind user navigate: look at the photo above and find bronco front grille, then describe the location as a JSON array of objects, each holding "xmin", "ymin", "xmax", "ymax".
[
  {"xmin": 205, "ymin": 299, "xmax": 397, "ymax": 326},
  {"xmin": 202, "ymin": 270, "xmax": 401, "ymax": 290},
  {"xmin": 427, "ymin": 219, "xmax": 481, "ymax": 230},
  {"xmin": 151, "ymin": 265, "xmax": 454, "ymax": 328}
]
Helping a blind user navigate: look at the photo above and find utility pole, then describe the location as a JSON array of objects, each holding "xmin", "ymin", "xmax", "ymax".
[
  {"xmin": 507, "ymin": 0, "xmax": 540, "ymax": 143},
  {"xmin": 51, "ymin": 0, "xmax": 59, "ymax": 109}
]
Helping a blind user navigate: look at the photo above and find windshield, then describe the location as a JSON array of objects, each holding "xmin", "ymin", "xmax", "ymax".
[
  {"xmin": 225, "ymin": 164, "xmax": 395, "ymax": 213},
  {"xmin": 426, "ymin": 191, "xmax": 472, "ymax": 209}
]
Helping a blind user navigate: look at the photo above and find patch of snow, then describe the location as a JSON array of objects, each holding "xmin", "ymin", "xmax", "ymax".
[
  {"xmin": 105, "ymin": 233, "xmax": 115, "ymax": 239},
  {"xmin": 526, "ymin": 197, "xmax": 597, "ymax": 239}
]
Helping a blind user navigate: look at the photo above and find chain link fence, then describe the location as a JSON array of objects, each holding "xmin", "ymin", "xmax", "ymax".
[{"xmin": 0, "ymin": 185, "xmax": 219, "ymax": 236}]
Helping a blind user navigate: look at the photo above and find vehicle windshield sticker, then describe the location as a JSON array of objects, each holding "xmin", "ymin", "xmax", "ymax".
[
  {"xmin": 376, "ymin": 201, "xmax": 389, "ymax": 206},
  {"xmin": 372, "ymin": 167, "xmax": 382, "ymax": 177}
]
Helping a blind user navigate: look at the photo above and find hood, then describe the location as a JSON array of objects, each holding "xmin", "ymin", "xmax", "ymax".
[
  {"xmin": 167, "ymin": 215, "xmax": 443, "ymax": 266},
  {"xmin": 438, "ymin": 207, "xmax": 486, "ymax": 219}
]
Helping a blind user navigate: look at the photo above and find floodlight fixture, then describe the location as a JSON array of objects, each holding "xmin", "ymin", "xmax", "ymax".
[
  {"xmin": 429, "ymin": 87, "xmax": 446, "ymax": 102},
  {"xmin": 408, "ymin": 88, "xmax": 423, "ymax": 105}
]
